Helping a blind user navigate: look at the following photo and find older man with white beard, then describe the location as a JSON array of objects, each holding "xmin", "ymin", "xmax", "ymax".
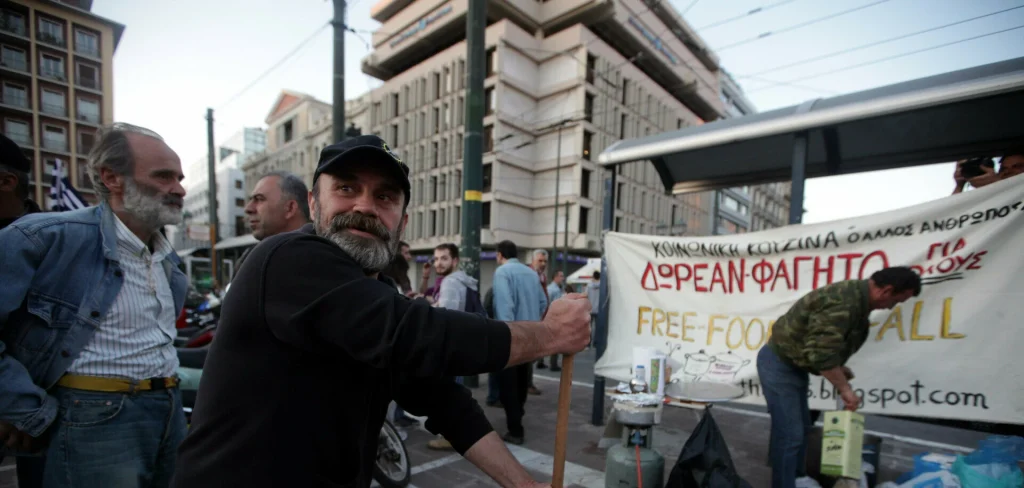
[
  {"xmin": 172, "ymin": 135, "xmax": 593, "ymax": 488},
  {"xmin": 0, "ymin": 122, "xmax": 190, "ymax": 487}
]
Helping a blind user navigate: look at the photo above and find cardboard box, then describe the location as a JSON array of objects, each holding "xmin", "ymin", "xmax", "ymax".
[{"xmin": 820, "ymin": 410, "xmax": 865, "ymax": 479}]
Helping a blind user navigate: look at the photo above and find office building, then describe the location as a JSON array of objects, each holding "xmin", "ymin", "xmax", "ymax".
[
  {"xmin": 241, "ymin": 90, "xmax": 371, "ymax": 195},
  {"xmin": 0, "ymin": 0, "xmax": 123, "ymax": 205}
]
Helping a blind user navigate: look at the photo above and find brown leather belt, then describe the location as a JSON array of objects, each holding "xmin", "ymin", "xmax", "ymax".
[{"xmin": 56, "ymin": 374, "xmax": 179, "ymax": 393}]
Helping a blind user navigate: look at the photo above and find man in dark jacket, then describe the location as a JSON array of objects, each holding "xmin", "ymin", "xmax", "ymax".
[
  {"xmin": 0, "ymin": 133, "xmax": 40, "ymax": 230},
  {"xmin": 172, "ymin": 136, "xmax": 592, "ymax": 488}
]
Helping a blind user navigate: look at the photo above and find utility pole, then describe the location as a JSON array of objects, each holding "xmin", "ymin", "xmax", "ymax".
[
  {"xmin": 550, "ymin": 123, "xmax": 563, "ymax": 279},
  {"xmin": 562, "ymin": 200, "xmax": 569, "ymax": 278},
  {"xmin": 459, "ymin": 0, "xmax": 486, "ymax": 389},
  {"xmin": 332, "ymin": 0, "xmax": 346, "ymax": 142},
  {"xmin": 205, "ymin": 108, "xmax": 219, "ymax": 287}
]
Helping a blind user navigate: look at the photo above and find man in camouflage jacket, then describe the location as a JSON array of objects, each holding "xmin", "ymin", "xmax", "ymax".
[{"xmin": 758, "ymin": 266, "xmax": 921, "ymax": 488}]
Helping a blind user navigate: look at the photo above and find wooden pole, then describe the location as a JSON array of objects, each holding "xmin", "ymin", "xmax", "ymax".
[{"xmin": 551, "ymin": 352, "xmax": 575, "ymax": 487}]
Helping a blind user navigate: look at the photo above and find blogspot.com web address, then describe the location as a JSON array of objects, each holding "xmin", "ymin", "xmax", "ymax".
[{"xmin": 738, "ymin": 378, "xmax": 990, "ymax": 410}]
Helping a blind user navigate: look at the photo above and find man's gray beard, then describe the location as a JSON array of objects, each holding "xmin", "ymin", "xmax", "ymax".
[
  {"xmin": 313, "ymin": 203, "xmax": 401, "ymax": 273},
  {"xmin": 122, "ymin": 178, "xmax": 183, "ymax": 229}
]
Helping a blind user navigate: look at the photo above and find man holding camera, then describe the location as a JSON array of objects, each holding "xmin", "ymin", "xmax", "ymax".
[{"xmin": 952, "ymin": 152, "xmax": 1023, "ymax": 194}]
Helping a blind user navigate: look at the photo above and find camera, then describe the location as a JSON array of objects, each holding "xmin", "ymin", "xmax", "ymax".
[{"xmin": 959, "ymin": 157, "xmax": 995, "ymax": 179}]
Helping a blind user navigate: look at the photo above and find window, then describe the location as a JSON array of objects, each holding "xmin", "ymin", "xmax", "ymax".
[
  {"xmin": 1, "ymin": 46, "xmax": 27, "ymax": 71},
  {"xmin": 481, "ymin": 202, "xmax": 491, "ymax": 229},
  {"xmin": 439, "ymin": 208, "xmax": 446, "ymax": 235},
  {"xmin": 455, "ymin": 133, "xmax": 463, "ymax": 160},
  {"xmin": 442, "ymin": 67, "xmax": 449, "ymax": 95},
  {"xmin": 581, "ymin": 168, "xmax": 591, "ymax": 198},
  {"xmin": 442, "ymin": 103, "xmax": 450, "ymax": 130},
  {"xmin": 621, "ymin": 79, "xmax": 629, "ymax": 104},
  {"xmin": 429, "ymin": 176, "xmax": 438, "ymax": 202},
  {"xmin": 389, "ymin": 123, "xmax": 398, "ymax": 143},
  {"xmin": 484, "ymin": 87, "xmax": 494, "ymax": 115},
  {"xmin": 584, "ymin": 93, "xmax": 594, "ymax": 122},
  {"xmin": 235, "ymin": 180, "xmax": 242, "ymax": 189},
  {"xmin": 37, "ymin": 18, "xmax": 63, "ymax": 46},
  {"xmin": 235, "ymin": 216, "xmax": 246, "ymax": 236},
  {"xmin": 619, "ymin": 114, "xmax": 627, "ymax": 139},
  {"xmin": 43, "ymin": 125, "xmax": 67, "ymax": 152},
  {"xmin": 235, "ymin": 198, "xmax": 245, "ymax": 207},
  {"xmin": 482, "ymin": 163, "xmax": 492, "ymax": 192},
  {"xmin": 677, "ymin": 118, "xmax": 683, "ymax": 130},
  {"xmin": 579, "ymin": 207, "xmax": 589, "ymax": 233},
  {"xmin": 40, "ymin": 54, "xmax": 64, "ymax": 80},
  {"xmin": 431, "ymin": 141, "xmax": 438, "ymax": 168},
  {"xmin": 439, "ymin": 174, "xmax": 447, "ymax": 201},
  {"xmin": 483, "ymin": 125, "xmax": 493, "ymax": 152},
  {"xmin": 586, "ymin": 53, "xmax": 596, "ymax": 83},
  {"xmin": 615, "ymin": 216, "xmax": 622, "ymax": 232},
  {"xmin": 485, "ymin": 47, "xmax": 496, "ymax": 76},
  {"xmin": 582, "ymin": 131, "xmax": 592, "ymax": 160},
  {"xmin": 74, "ymin": 29, "xmax": 99, "ymax": 57},
  {"xmin": 2, "ymin": 83, "xmax": 26, "ymax": 107},
  {"xmin": 616, "ymin": 182, "xmax": 624, "ymax": 209},
  {"xmin": 76, "ymin": 97, "xmax": 99, "ymax": 123},
  {"xmin": 433, "ymin": 107, "xmax": 440, "ymax": 134},
  {"xmin": 4, "ymin": 119, "xmax": 29, "ymax": 145},
  {"xmin": 433, "ymin": 72, "xmax": 441, "ymax": 99},
  {"xmin": 76, "ymin": 62, "xmax": 98, "ymax": 89},
  {"xmin": 458, "ymin": 59, "xmax": 466, "ymax": 89},
  {"xmin": 77, "ymin": 129, "xmax": 95, "ymax": 153},
  {"xmin": 430, "ymin": 210, "xmax": 437, "ymax": 236},
  {"xmin": 391, "ymin": 93, "xmax": 399, "ymax": 117},
  {"xmin": 1, "ymin": 11, "xmax": 26, "ymax": 36},
  {"xmin": 453, "ymin": 206, "xmax": 460, "ymax": 233},
  {"xmin": 280, "ymin": 119, "xmax": 294, "ymax": 145}
]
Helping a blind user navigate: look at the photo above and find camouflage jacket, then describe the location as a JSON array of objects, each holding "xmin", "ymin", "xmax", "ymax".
[{"xmin": 768, "ymin": 279, "xmax": 871, "ymax": 374}]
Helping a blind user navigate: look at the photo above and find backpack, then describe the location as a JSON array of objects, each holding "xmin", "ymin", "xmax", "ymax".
[{"xmin": 463, "ymin": 287, "xmax": 488, "ymax": 318}]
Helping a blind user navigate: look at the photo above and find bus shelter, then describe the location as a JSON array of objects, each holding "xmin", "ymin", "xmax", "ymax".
[{"xmin": 589, "ymin": 56, "xmax": 1024, "ymax": 424}]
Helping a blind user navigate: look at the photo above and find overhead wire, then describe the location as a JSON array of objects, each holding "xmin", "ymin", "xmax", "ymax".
[
  {"xmin": 713, "ymin": 0, "xmax": 893, "ymax": 52},
  {"xmin": 747, "ymin": 23, "xmax": 1024, "ymax": 92},
  {"xmin": 215, "ymin": 22, "xmax": 331, "ymax": 111},
  {"xmin": 696, "ymin": 0, "xmax": 801, "ymax": 31},
  {"xmin": 739, "ymin": 4, "xmax": 1024, "ymax": 77}
]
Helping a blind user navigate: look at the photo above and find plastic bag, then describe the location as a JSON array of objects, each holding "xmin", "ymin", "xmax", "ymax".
[
  {"xmin": 950, "ymin": 454, "xmax": 1023, "ymax": 488},
  {"xmin": 977, "ymin": 435, "xmax": 1024, "ymax": 463},
  {"xmin": 896, "ymin": 470, "xmax": 961, "ymax": 488},
  {"xmin": 665, "ymin": 409, "xmax": 753, "ymax": 488}
]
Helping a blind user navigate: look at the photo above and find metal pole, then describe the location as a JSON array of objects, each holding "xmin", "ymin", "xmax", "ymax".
[
  {"xmin": 789, "ymin": 133, "xmax": 808, "ymax": 224},
  {"xmin": 332, "ymin": 0, "xmax": 346, "ymax": 143},
  {"xmin": 205, "ymin": 108, "xmax": 219, "ymax": 287},
  {"xmin": 562, "ymin": 200, "xmax": 569, "ymax": 278},
  {"xmin": 551, "ymin": 124, "xmax": 562, "ymax": 278},
  {"xmin": 591, "ymin": 169, "xmax": 616, "ymax": 426},
  {"xmin": 460, "ymin": 0, "xmax": 486, "ymax": 389}
]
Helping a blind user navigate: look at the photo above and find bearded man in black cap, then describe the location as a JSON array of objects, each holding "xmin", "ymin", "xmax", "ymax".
[
  {"xmin": 0, "ymin": 133, "xmax": 41, "ymax": 230},
  {"xmin": 172, "ymin": 135, "xmax": 594, "ymax": 488}
]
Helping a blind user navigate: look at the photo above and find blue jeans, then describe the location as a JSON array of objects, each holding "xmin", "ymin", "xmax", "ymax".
[
  {"xmin": 757, "ymin": 347, "xmax": 811, "ymax": 488},
  {"xmin": 487, "ymin": 373, "xmax": 500, "ymax": 404},
  {"xmin": 39, "ymin": 386, "xmax": 187, "ymax": 488}
]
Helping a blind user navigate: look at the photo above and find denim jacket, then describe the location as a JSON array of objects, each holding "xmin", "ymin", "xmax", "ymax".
[
  {"xmin": 492, "ymin": 259, "xmax": 548, "ymax": 323},
  {"xmin": 0, "ymin": 203, "xmax": 188, "ymax": 437}
]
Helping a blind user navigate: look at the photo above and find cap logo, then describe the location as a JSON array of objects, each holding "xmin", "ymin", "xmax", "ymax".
[{"xmin": 382, "ymin": 141, "xmax": 402, "ymax": 164}]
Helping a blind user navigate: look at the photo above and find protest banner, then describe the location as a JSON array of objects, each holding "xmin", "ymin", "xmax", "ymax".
[{"xmin": 594, "ymin": 177, "xmax": 1024, "ymax": 424}]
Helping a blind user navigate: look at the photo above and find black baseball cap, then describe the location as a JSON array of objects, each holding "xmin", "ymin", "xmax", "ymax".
[
  {"xmin": 0, "ymin": 133, "xmax": 31, "ymax": 173},
  {"xmin": 313, "ymin": 135, "xmax": 411, "ymax": 203}
]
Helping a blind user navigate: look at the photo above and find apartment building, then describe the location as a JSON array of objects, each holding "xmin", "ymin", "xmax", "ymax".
[
  {"xmin": 362, "ymin": 0, "xmax": 735, "ymax": 269},
  {"xmin": 241, "ymin": 90, "xmax": 371, "ymax": 196},
  {"xmin": 0, "ymin": 0, "xmax": 122, "ymax": 205}
]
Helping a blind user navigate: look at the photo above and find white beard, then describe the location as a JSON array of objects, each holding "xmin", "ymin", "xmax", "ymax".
[
  {"xmin": 313, "ymin": 203, "xmax": 401, "ymax": 273},
  {"xmin": 122, "ymin": 178, "xmax": 183, "ymax": 229}
]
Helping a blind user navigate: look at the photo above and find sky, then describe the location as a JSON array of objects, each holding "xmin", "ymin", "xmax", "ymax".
[{"xmin": 90, "ymin": 0, "xmax": 1024, "ymax": 224}]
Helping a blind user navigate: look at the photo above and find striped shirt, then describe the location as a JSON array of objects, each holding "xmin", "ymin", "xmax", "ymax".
[{"xmin": 67, "ymin": 215, "xmax": 179, "ymax": 379}]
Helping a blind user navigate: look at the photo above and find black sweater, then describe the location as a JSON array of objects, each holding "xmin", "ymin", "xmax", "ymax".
[{"xmin": 171, "ymin": 225, "xmax": 512, "ymax": 488}]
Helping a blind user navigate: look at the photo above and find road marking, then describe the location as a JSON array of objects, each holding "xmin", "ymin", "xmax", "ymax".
[
  {"xmin": 536, "ymin": 375, "xmax": 976, "ymax": 453},
  {"xmin": 410, "ymin": 453, "xmax": 462, "ymax": 475},
  {"xmin": 0, "ymin": 464, "xmax": 15, "ymax": 473},
  {"xmin": 407, "ymin": 442, "xmax": 605, "ymax": 487}
]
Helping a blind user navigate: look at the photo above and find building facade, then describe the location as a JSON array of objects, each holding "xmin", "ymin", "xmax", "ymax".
[
  {"xmin": 0, "ymin": 0, "xmax": 123, "ymax": 205},
  {"xmin": 241, "ymin": 90, "xmax": 371, "ymax": 196}
]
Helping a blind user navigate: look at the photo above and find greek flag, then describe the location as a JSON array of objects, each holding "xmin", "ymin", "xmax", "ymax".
[{"xmin": 49, "ymin": 159, "xmax": 88, "ymax": 211}]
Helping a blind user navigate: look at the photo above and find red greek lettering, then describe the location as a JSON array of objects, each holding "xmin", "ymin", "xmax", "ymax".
[
  {"xmin": 837, "ymin": 253, "xmax": 864, "ymax": 280},
  {"xmin": 641, "ymin": 262, "xmax": 659, "ymax": 290},
  {"xmin": 710, "ymin": 263, "xmax": 728, "ymax": 293},
  {"xmin": 752, "ymin": 259, "xmax": 774, "ymax": 293},
  {"xmin": 967, "ymin": 251, "xmax": 986, "ymax": 270},
  {"xmin": 792, "ymin": 256, "xmax": 812, "ymax": 290},
  {"xmin": 728, "ymin": 259, "xmax": 746, "ymax": 293},
  {"xmin": 693, "ymin": 263, "xmax": 709, "ymax": 292},
  {"xmin": 674, "ymin": 263, "xmax": 692, "ymax": 290},
  {"xmin": 813, "ymin": 256, "xmax": 835, "ymax": 288},
  {"xmin": 771, "ymin": 259, "xmax": 793, "ymax": 291}
]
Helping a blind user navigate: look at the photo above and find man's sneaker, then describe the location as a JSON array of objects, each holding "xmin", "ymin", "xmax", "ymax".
[
  {"xmin": 502, "ymin": 433, "xmax": 524, "ymax": 445},
  {"xmin": 528, "ymin": 385, "xmax": 542, "ymax": 395},
  {"xmin": 550, "ymin": 366, "xmax": 562, "ymax": 372},
  {"xmin": 427, "ymin": 438, "xmax": 454, "ymax": 451},
  {"xmin": 537, "ymin": 362, "xmax": 547, "ymax": 369},
  {"xmin": 795, "ymin": 476, "xmax": 822, "ymax": 488},
  {"xmin": 393, "ymin": 417, "xmax": 419, "ymax": 428}
]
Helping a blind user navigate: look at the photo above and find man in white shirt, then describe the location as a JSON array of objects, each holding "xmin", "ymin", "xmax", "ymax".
[{"xmin": 0, "ymin": 123, "xmax": 189, "ymax": 488}]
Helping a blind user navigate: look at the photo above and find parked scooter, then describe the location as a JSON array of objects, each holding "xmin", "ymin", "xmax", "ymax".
[{"xmin": 174, "ymin": 345, "xmax": 410, "ymax": 487}]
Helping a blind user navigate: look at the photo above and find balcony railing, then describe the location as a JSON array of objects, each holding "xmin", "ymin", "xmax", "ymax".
[
  {"xmin": 1, "ymin": 57, "xmax": 27, "ymax": 71},
  {"xmin": 5, "ymin": 132, "xmax": 31, "ymax": 146},
  {"xmin": 1, "ymin": 93, "xmax": 27, "ymax": 108},
  {"xmin": 75, "ymin": 45, "xmax": 99, "ymax": 57},
  {"xmin": 76, "ymin": 112, "xmax": 99, "ymax": 123},
  {"xmin": 76, "ymin": 77, "xmax": 99, "ymax": 90},
  {"xmin": 37, "ymin": 32, "xmax": 65, "ymax": 47},
  {"xmin": 40, "ymin": 70, "xmax": 66, "ymax": 82},
  {"xmin": 0, "ymin": 17, "xmax": 26, "ymax": 36},
  {"xmin": 43, "ymin": 139, "xmax": 68, "ymax": 152},
  {"xmin": 41, "ymin": 102, "xmax": 66, "ymax": 116}
]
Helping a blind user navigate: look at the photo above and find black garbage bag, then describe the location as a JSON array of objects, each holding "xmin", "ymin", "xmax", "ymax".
[{"xmin": 666, "ymin": 409, "xmax": 753, "ymax": 488}]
